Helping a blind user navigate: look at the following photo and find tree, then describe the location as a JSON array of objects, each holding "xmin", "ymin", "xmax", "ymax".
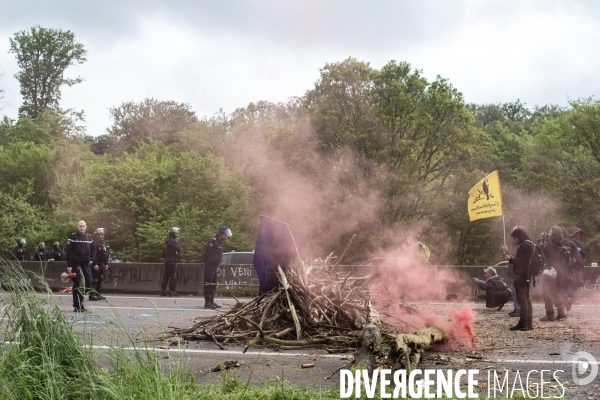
[
  {"xmin": 107, "ymin": 98, "xmax": 198, "ymax": 152},
  {"xmin": 9, "ymin": 25, "xmax": 87, "ymax": 119}
]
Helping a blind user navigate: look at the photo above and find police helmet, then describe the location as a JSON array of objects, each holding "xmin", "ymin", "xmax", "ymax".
[
  {"xmin": 217, "ymin": 226, "xmax": 233, "ymax": 237},
  {"xmin": 95, "ymin": 228, "xmax": 105, "ymax": 235},
  {"xmin": 53, "ymin": 241, "xmax": 60, "ymax": 247},
  {"xmin": 168, "ymin": 227, "xmax": 180, "ymax": 234},
  {"xmin": 17, "ymin": 238, "xmax": 26, "ymax": 245},
  {"xmin": 39, "ymin": 242, "xmax": 45, "ymax": 249}
]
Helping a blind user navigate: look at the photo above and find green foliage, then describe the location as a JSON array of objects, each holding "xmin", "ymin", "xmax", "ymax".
[
  {"xmin": 52, "ymin": 140, "xmax": 253, "ymax": 262},
  {"xmin": 0, "ymin": 140, "xmax": 54, "ymax": 205},
  {"xmin": 106, "ymin": 98, "xmax": 198, "ymax": 153},
  {"xmin": 2, "ymin": 48, "xmax": 600, "ymax": 265},
  {"xmin": 9, "ymin": 25, "xmax": 87, "ymax": 119}
]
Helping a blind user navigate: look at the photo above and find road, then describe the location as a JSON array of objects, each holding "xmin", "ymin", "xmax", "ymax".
[{"xmin": 46, "ymin": 293, "xmax": 600, "ymax": 398}]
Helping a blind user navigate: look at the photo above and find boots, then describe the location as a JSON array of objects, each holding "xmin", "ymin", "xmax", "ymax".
[
  {"xmin": 89, "ymin": 294, "xmax": 100, "ymax": 301},
  {"xmin": 539, "ymin": 313, "xmax": 556, "ymax": 322},
  {"xmin": 510, "ymin": 322, "xmax": 528, "ymax": 331},
  {"xmin": 556, "ymin": 308, "xmax": 567, "ymax": 321},
  {"xmin": 527, "ymin": 317, "xmax": 533, "ymax": 331},
  {"xmin": 160, "ymin": 291, "xmax": 168, "ymax": 296}
]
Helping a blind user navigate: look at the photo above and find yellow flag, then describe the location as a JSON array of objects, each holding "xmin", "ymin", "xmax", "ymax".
[{"xmin": 468, "ymin": 170, "xmax": 503, "ymax": 221}]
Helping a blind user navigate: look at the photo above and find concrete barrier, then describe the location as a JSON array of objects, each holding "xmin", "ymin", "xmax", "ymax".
[{"xmin": 13, "ymin": 261, "xmax": 600, "ymax": 300}]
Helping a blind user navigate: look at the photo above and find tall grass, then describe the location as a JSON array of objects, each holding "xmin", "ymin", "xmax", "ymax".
[
  {"xmin": 0, "ymin": 260, "xmax": 344, "ymax": 399},
  {"xmin": 0, "ymin": 259, "xmax": 523, "ymax": 399}
]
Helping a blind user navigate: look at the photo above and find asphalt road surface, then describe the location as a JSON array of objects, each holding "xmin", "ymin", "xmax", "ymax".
[{"xmin": 44, "ymin": 293, "xmax": 600, "ymax": 398}]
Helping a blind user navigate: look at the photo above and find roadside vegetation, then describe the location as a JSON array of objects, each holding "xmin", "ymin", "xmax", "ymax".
[
  {"xmin": 2, "ymin": 26, "xmax": 600, "ymax": 266},
  {"xmin": 0, "ymin": 259, "xmax": 520, "ymax": 400}
]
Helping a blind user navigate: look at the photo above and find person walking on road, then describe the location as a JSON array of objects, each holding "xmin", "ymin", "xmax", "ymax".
[
  {"xmin": 161, "ymin": 227, "xmax": 182, "ymax": 297},
  {"xmin": 202, "ymin": 226, "xmax": 232, "ymax": 309},
  {"xmin": 66, "ymin": 221, "xmax": 96, "ymax": 312}
]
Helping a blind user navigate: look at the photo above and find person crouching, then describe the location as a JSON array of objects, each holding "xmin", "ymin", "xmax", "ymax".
[{"xmin": 473, "ymin": 267, "xmax": 509, "ymax": 311}]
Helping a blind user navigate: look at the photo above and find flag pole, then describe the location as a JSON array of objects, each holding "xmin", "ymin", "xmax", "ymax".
[{"xmin": 502, "ymin": 214, "xmax": 506, "ymax": 246}]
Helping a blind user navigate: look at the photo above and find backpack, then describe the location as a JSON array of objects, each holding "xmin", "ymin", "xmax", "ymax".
[{"xmin": 525, "ymin": 240, "xmax": 545, "ymax": 283}]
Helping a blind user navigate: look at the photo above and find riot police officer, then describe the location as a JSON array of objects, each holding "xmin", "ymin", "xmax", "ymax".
[
  {"xmin": 12, "ymin": 238, "xmax": 27, "ymax": 261},
  {"xmin": 50, "ymin": 242, "xmax": 64, "ymax": 261},
  {"xmin": 33, "ymin": 242, "xmax": 49, "ymax": 261},
  {"xmin": 66, "ymin": 221, "xmax": 96, "ymax": 312},
  {"xmin": 202, "ymin": 226, "xmax": 232, "ymax": 309},
  {"xmin": 90, "ymin": 228, "xmax": 109, "ymax": 301},
  {"xmin": 161, "ymin": 227, "xmax": 182, "ymax": 297}
]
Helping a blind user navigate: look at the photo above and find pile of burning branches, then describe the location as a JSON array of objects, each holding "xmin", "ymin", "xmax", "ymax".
[{"xmin": 166, "ymin": 255, "xmax": 447, "ymax": 371}]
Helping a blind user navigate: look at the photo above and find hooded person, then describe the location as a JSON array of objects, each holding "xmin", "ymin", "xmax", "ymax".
[
  {"xmin": 506, "ymin": 227, "xmax": 535, "ymax": 331},
  {"xmin": 473, "ymin": 267, "xmax": 509, "ymax": 310},
  {"xmin": 501, "ymin": 225, "xmax": 527, "ymax": 317}
]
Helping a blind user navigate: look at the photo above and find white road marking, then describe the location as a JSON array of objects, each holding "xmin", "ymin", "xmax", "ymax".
[
  {"xmin": 85, "ymin": 306, "xmax": 207, "ymax": 311},
  {"xmin": 493, "ymin": 359, "xmax": 600, "ymax": 365},
  {"xmin": 91, "ymin": 345, "xmax": 351, "ymax": 358}
]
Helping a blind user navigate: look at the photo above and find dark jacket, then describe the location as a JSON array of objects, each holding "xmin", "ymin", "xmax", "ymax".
[
  {"xmin": 508, "ymin": 228, "xmax": 534, "ymax": 278},
  {"xmin": 93, "ymin": 239, "xmax": 110, "ymax": 266},
  {"xmin": 202, "ymin": 235, "xmax": 224, "ymax": 266},
  {"xmin": 543, "ymin": 239, "xmax": 569, "ymax": 285},
  {"xmin": 66, "ymin": 232, "xmax": 96, "ymax": 267},
  {"xmin": 506, "ymin": 242, "xmax": 520, "ymax": 279},
  {"xmin": 50, "ymin": 246, "xmax": 64, "ymax": 261},
  {"xmin": 12, "ymin": 245, "xmax": 27, "ymax": 261},
  {"xmin": 562, "ymin": 238, "xmax": 583, "ymax": 269},
  {"xmin": 573, "ymin": 240, "xmax": 586, "ymax": 260},
  {"xmin": 543, "ymin": 240, "xmax": 569, "ymax": 271},
  {"xmin": 33, "ymin": 248, "xmax": 49, "ymax": 261},
  {"xmin": 476, "ymin": 275, "xmax": 508, "ymax": 293},
  {"xmin": 163, "ymin": 235, "xmax": 181, "ymax": 263}
]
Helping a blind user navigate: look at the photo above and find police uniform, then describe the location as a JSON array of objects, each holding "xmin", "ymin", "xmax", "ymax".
[
  {"xmin": 202, "ymin": 235, "xmax": 224, "ymax": 306},
  {"xmin": 50, "ymin": 244, "xmax": 64, "ymax": 261},
  {"xmin": 12, "ymin": 244, "xmax": 27, "ymax": 261},
  {"xmin": 66, "ymin": 231, "xmax": 96, "ymax": 311},
  {"xmin": 161, "ymin": 233, "xmax": 182, "ymax": 296},
  {"xmin": 91, "ymin": 238, "xmax": 109, "ymax": 300},
  {"xmin": 33, "ymin": 245, "xmax": 49, "ymax": 261}
]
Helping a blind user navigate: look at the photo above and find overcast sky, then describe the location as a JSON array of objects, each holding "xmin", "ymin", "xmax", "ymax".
[{"xmin": 1, "ymin": 0, "xmax": 599, "ymax": 136}]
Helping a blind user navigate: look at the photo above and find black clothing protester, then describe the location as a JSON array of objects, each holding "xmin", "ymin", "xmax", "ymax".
[
  {"xmin": 508, "ymin": 228, "xmax": 534, "ymax": 327},
  {"xmin": 542, "ymin": 240, "xmax": 568, "ymax": 315},
  {"xmin": 476, "ymin": 276, "xmax": 510, "ymax": 308},
  {"xmin": 161, "ymin": 234, "xmax": 181, "ymax": 294},
  {"xmin": 202, "ymin": 235, "xmax": 224, "ymax": 304},
  {"xmin": 66, "ymin": 232, "xmax": 96, "ymax": 309},
  {"xmin": 12, "ymin": 245, "xmax": 27, "ymax": 261}
]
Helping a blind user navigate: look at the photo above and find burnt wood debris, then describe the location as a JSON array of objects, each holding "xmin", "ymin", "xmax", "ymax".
[{"xmin": 166, "ymin": 254, "xmax": 445, "ymax": 373}]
